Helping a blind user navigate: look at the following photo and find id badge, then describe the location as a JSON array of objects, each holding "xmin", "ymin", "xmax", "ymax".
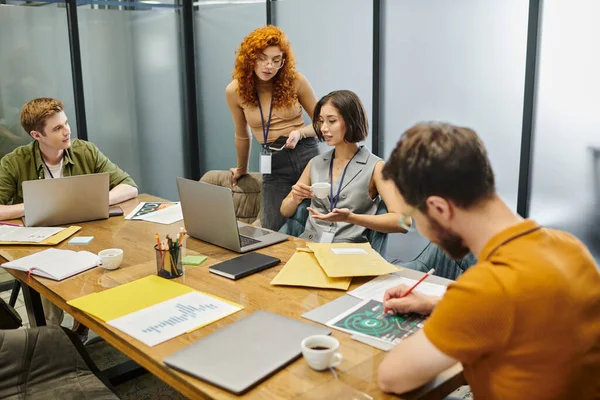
[
  {"xmin": 260, "ymin": 148, "xmax": 272, "ymax": 174},
  {"xmin": 320, "ymin": 231, "xmax": 335, "ymax": 243}
]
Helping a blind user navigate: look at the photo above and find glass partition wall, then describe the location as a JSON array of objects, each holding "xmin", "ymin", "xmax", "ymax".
[
  {"xmin": 0, "ymin": 2, "xmax": 76, "ymax": 158},
  {"xmin": 77, "ymin": 1, "xmax": 186, "ymax": 200},
  {"xmin": 1, "ymin": 0, "xmax": 598, "ymax": 263},
  {"xmin": 195, "ymin": 1, "xmax": 266, "ymax": 173}
]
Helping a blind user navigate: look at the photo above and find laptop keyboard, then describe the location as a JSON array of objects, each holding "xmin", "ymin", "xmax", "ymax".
[{"xmin": 240, "ymin": 235, "xmax": 261, "ymax": 248}]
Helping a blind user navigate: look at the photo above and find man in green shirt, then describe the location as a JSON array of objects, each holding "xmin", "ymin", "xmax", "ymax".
[
  {"xmin": 0, "ymin": 97, "xmax": 137, "ymax": 219},
  {"xmin": 0, "ymin": 97, "xmax": 138, "ymax": 332}
]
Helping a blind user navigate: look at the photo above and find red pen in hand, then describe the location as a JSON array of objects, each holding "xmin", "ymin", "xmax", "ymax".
[{"xmin": 384, "ymin": 268, "xmax": 435, "ymax": 313}]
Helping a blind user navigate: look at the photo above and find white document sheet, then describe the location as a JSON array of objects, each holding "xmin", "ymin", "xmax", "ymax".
[
  {"xmin": 139, "ymin": 204, "xmax": 183, "ymax": 225},
  {"xmin": 0, "ymin": 226, "xmax": 64, "ymax": 243},
  {"xmin": 107, "ymin": 291, "xmax": 242, "ymax": 347},
  {"xmin": 125, "ymin": 202, "xmax": 183, "ymax": 225},
  {"xmin": 348, "ymin": 273, "xmax": 447, "ymax": 301}
]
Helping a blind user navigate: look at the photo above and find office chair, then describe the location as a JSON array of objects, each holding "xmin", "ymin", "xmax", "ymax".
[
  {"xmin": 8, "ymin": 280, "xmax": 20, "ymax": 308},
  {"xmin": 0, "ymin": 324, "xmax": 119, "ymax": 399},
  {"xmin": 401, "ymin": 242, "xmax": 477, "ymax": 281}
]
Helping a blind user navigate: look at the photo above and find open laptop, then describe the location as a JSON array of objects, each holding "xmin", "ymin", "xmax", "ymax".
[
  {"xmin": 176, "ymin": 177, "xmax": 289, "ymax": 253},
  {"xmin": 22, "ymin": 173, "xmax": 110, "ymax": 227},
  {"xmin": 163, "ymin": 310, "xmax": 330, "ymax": 394}
]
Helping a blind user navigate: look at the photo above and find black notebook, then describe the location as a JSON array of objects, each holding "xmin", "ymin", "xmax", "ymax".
[{"xmin": 209, "ymin": 252, "xmax": 280, "ymax": 280}]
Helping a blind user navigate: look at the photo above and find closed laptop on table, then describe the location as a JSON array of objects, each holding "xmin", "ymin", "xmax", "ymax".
[
  {"xmin": 22, "ymin": 173, "xmax": 109, "ymax": 227},
  {"xmin": 163, "ymin": 310, "xmax": 330, "ymax": 394}
]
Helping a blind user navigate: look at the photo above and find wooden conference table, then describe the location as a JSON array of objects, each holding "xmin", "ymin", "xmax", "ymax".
[{"xmin": 1, "ymin": 194, "xmax": 464, "ymax": 400}]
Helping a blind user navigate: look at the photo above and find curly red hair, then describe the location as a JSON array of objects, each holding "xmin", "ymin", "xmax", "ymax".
[{"xmin": 233, "ymin": 25, "xmax": 297, "ymax": 109}]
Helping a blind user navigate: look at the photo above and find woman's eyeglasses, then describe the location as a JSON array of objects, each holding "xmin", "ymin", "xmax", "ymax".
[{"xmin": 256, "ymin": 57, "xmax": 285, "ymax": 69}]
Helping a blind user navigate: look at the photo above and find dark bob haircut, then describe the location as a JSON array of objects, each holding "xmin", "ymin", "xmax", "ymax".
[{"xmin": 313, "ymin": 90, "xmax": 368, "ymax": 143}]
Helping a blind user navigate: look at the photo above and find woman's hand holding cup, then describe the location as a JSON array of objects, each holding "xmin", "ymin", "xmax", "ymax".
[{"xmin": 291, "ymin": 182, "xmax": 314, "ymax": 204}]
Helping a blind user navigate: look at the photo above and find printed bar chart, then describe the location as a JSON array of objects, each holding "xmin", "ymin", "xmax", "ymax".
[
  {"xmin": 108, "ymin": 291, "xmax": 242, "ymax": 346},
  {"xmin": 143, "ymin": 303, "xmax": 220, "ymax": 334}
]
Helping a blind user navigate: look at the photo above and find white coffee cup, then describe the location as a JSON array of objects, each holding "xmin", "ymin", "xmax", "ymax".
[
  {"xmin": 98, "ymin": 248, "xmax": 124, "ymax": 270},
  {"xmin": 301, "ymin": 335, "xmax": 343, "ymax": 371},
  {"xmin": 311, "ymin": 182, "xmax": 331, "ymax": 199}
]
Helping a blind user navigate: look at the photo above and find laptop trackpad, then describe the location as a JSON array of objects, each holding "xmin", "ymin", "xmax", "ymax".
[{"xmin": 239, "ymin": 225, "xmax": 270, "ymax": 239}]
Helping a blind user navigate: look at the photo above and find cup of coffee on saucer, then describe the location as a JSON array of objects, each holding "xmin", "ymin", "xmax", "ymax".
[
  {"xmin": 301, "ymin": 334, "xmax": 343, "ymax": 371},
  {"xmin": 311, "ymin": 182, "xmax": 331, "ymax": 199}
]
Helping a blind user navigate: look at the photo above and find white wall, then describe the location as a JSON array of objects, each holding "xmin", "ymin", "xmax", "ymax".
[
  {"xmin": 381, "ymin": 0, "xmax": 529, "ymax": 261},
  {"xmin": 529, "ymin": 0, "xmax": 600, "ymax": 261}
]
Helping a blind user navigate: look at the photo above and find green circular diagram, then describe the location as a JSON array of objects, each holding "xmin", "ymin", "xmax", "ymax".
[{"xmin": 344, "ymin": 313, "xmax": 395, "ymax": 336}]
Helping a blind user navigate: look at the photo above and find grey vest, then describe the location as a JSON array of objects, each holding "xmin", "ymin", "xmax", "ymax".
[{"xmin": 300, "ymin": 146, "xmax": 382, "ymax": 243}]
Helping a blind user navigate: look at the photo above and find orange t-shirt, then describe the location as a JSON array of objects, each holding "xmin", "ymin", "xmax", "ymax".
[{"xmin": 424, "ymin": 219, "xmax": 600, "ymax": 400}]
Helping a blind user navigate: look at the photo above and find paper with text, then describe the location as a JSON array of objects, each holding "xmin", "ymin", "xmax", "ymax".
[
  {"xmin": 348, "ymin": 273, "xmax": 447, "ymax": 301},
  {"xmin": 0, "ymin": 226, "xmax": 64, "ymax": 243},
  {"xmin": 138, "ymin": 204, "xmax": 183, "ymax": 225},
  {"xmin": 125, "ymin": 202, "xmax": 182, "ymax": 224}
]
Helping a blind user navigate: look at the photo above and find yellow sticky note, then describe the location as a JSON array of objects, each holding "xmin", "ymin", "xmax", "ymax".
[
  {"xmin": 270, "ymin": 251, "xmax": 351, "ymax": 290},
  {"xmin": 67, "ymin": 275, "xmax": 194, "ymax": 321},
  {"xmin": 307, "ymin": 242, "xmax": 400, "ymax": 278}
]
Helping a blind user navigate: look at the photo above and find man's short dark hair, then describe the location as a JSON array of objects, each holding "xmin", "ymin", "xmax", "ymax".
[
  {"xmin": 383, "ymin": 122, "xmax": 496, "ymax": 209},
  {"xmin": 313, "ymin": 90, "xmax": 368, "ymax": 143}
]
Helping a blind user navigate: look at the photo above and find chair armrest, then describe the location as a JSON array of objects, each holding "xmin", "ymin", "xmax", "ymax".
[
  {"xmin": 0, "ymin": 297, "xmax": 22, "ymax": 330},
  {"xmin": 366, "ymin": 201, "xmax": 389, "ymax": 257},
  {"xmin": 401, "ymin": 242, "xmax": 477, "ymax": 280},
  {"xmin": 279, "ymin": 199, "xmax": 311, "ymax": 237}
]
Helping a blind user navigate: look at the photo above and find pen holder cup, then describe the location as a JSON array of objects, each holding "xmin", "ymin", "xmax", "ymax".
[{"xmin": 154, "ymin": 244, "xmax": 183, "ymax": 279}]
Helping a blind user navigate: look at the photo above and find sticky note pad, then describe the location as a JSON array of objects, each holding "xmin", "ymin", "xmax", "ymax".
[
  {"xmin": 68, "ymin": 236, "xmax": 94, "ymax": 245},
  {"xmin": 182, "ymin": 255, "xmax": 208, "ymax": 266}
]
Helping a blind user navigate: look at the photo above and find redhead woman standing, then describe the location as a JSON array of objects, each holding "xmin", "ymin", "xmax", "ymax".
[{"xmin": 226, "ymin": 25, "xmax": 320, "ymax": 231}]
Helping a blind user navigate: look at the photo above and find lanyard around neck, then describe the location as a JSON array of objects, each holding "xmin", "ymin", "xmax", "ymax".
[
  {"xmin": 256, "ymin": 92, "xmax": 274, "ymax": 148},
  {"xmin": 41, "ymin": 156, "xmax": 63, "ymax": 179},
  {"xmin": 328, "ymin": 147, "xmax": 362, "ymax": 212}
]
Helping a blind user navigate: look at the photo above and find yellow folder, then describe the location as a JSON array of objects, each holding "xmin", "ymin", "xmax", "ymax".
[
  {"xmin": 67, "ymin": 275, "xmax": 241, "ymax": 322},
  {"xmin": 307, "ymin": 242, "xmax": 400, "ymax": 278},
  {"xmin": 270, "ymin": 250, "xmax": 352, "ymax": 290},
  {"xmin": 0, "ymin": 225, "xmax": 81, "ymax": 246}
]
